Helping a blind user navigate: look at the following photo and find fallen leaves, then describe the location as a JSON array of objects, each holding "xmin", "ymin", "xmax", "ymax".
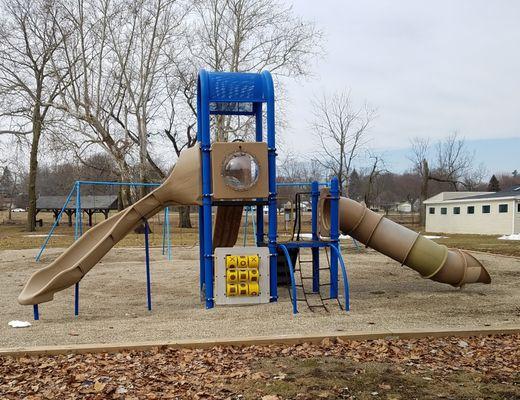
[{"xmin": 0, "ymin": 333, "xmax": 518, "ymax": 399}]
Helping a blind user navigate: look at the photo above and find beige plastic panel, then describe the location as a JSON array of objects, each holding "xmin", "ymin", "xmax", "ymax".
[
  {"xmin": 318, "ymin": 190, "xmax": 491, "ymax": 288},
  {"xmin": 211, "ymin": 142, "xmax": 268, "ymax": 200}
]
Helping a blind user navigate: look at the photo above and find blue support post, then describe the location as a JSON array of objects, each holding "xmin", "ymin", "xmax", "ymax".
[
  {"xmin": 167, "ymin": 208, "xmax": 172, "ymax": 261},
  {"xmin": 74, "ymin": 182, "xmax": 82, "ymax": 316},
  {"xmin": 74, "ymin": 182, "xmax": 83, "ymax": 239},
  {"xmin": 33, "ymin": 304, "xmax": 39, "ymax": 321},
  {"xmin": 161, "ymin": 207, "xmax": 172, "ymax": 261},
  {"xmin": 144, "ymin": 219, "xmax": 152, "ymax": 311},
  {"xmin": 311, "ymin": 181, "xmax": 320, "ymax": 293},
  {"xmin": 263, "ymin": 71, "xmax": 278, "ymax": 301},
  {"xmin": 74, "ymin": 281, "xmax": 79, "ymax": 316},
  {"xmin": 198, "ymin": 71, "xmax": 214, "ymax": 309},
  {"xmin": 162, "ymin": 208, "xmax": 167, "ymax": 256},
  {"xmin": 329, "ymin": 177, "xmax": 340, "ymax": 299}
]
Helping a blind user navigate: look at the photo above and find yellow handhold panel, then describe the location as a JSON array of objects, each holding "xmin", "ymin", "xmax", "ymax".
[
  {"xmin": 238, "ymin": 282, "xmax": 248, "ymax": 295},
  {"xmin": 225, "ymin": 255, "xmax": 238, "ymax": 269},
  {"xmin": 226, "ymin": 283, "xmax": 238, "ymax": 296},
  {"xmin": 237, "ymin": 255, "xmax": 249, "ymax": 268},
  {"xmin": 249, "ymin": 269, "xmax": 259, "ymax": 282},
  {"xmin": 226, "ymin": 269, "xmax": 238, "ymax": 283},
  {"xmin": 248, "ymin": 282, "xmax": 259, "ymax": 296},
  {"xmin": 238, "ymin": 269, "xmax": 249, "ymax": 282},
  {"xmin": 248, "ymin": 255, "xmax": 259, "ymax": 269}
]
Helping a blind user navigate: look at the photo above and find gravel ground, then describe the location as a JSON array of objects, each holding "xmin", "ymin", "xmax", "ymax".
[{"xmin": 1, "ymin": 245, "xmax": 519, "ymax": 348}]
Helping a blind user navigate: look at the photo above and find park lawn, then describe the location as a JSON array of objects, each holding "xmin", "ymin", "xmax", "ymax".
[
  {"xmin": 228, "ymin": 356, "xmax": 519, "ymax": 400},
  {"xmin": 432, "ymin": 234, "xmax": 520, "ymax": 258}
]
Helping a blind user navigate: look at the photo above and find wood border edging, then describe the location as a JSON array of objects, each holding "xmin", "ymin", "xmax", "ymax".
[{"xmin": 1, "ymin": 327, "xmax": 519, "ymax": 358}]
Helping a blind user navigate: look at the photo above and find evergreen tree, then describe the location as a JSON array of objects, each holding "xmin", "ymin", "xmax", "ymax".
[{"xmin": 487, "ymin": 174, "xmax": 500, "ymax": 192}]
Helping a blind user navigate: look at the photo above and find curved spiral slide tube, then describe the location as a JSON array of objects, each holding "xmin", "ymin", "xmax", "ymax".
[{"xmin": 319, "ymin": 195, "xmax": 491, "ymax": 287}]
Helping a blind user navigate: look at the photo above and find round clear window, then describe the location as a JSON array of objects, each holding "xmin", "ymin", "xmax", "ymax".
[{"xmin": 222, "ymin": 152, "xmax": 259, "ymax": 191}]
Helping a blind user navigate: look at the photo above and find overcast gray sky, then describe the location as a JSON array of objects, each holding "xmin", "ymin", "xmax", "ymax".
[{"xmin": 281, "ymin": 0, "xmax": 520, "ymax": 172}]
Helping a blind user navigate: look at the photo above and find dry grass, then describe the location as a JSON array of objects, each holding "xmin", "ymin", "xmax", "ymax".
[
  {"xmin": 431, "ymin": 234, "xmax": 520, "ymax": 258},
  {"xmin": 0, "ymin": 210, "xmax": 299, "ymax": 251}
]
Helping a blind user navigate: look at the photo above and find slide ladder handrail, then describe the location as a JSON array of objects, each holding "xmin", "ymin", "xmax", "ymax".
[
  {"xmin": 278, "ymin": 244, "xmax": 298, "ymax": 314},
  {"xmin": 329, "ymin": 244, "xmax": 350, "ymax": 311}
]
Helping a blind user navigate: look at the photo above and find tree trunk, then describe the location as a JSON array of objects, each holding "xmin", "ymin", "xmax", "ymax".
[
  {"xmin": 419, "ymin": 159, "xmax": 429, "ymax": 226},
  {"xmin": 26, "ymin": 107, "xmax": 42, "ymax": 232},
  {"xmin": 137, "ymin": 115, "xmax": 149, "ymax": 199},
  {"xmin": 114, "ymin": 156, "xmax": 132, "ymax": 207},
  {"xmin": 178, "ymin": 206, "xmax": 192, "ymax": 228}
]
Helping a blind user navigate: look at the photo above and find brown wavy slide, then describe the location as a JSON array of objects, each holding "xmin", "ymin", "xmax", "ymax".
[
  {"xmin": 19, "ymin": 147, "xmax": 202, "ymax": 305},
  {"xmin": 319, "ymin": 194, "xmax": 491, "ymax": 287}
]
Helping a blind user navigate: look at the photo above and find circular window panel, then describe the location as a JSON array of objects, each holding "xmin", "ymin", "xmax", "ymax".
[{"xmin": 222, "ymin": 152, "xmax": 259, "ymax": 191}]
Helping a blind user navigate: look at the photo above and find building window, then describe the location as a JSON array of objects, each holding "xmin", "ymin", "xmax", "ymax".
[
  {"xmin": 453, "ymin": 207, "xmax": 460, "ymax": 215},
  {"xmin": 429, "ymin": 207, "xmax": 435, "ymax": 214},
  {"xmin": 441, "ymin": 207, "xmax": 447, "ymax": 215},
  {"xmin": 482, "ymin": 205, "xmax": 491, "ymax": 214},
  {"xmin": 467, "ymin": 206, "xmax": 475, "ymax": 214},
  {"xmin": 518, "ymin": 203, "xmax": 520, "ymax": 212},
  {"xmin": 498, "ymin": 204, "xmax": 508, "ymax": 213}
]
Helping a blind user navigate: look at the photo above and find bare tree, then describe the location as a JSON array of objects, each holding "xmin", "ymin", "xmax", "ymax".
[
  {"xmin": 363, "ymin": 152, "xmax": 385, "ymax": 209},
  {"xmin": 108, "ymin": 0, "xmax": 187, "ymax": 197},
  {"xmin": 0, "ymin": 0, "xmax": 65, "ymax": 231},
  {"xmin": 409, "ymin": 132, "xmax": 480, "ymax": 224},
  {"xmin": 50, "ymin": 0, "xmax": 138, "ymax": 206},
  {"xmin": 312, "ymin": 90, "xmax": 376, "ymax": 194}
]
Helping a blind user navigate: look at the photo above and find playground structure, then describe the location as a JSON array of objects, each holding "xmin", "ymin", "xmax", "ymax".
[{"xmin": 18, "ymin": 70, "xmax": 491, "ymax": 318}]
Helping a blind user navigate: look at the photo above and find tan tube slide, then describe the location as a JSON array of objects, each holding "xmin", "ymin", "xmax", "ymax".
[
  {"xmin": 18, "ymin": 146, "xmax": 203, "ymax": 305},
  {"xmin": 319, "ymin": 194, "xmax": 491, "ymax": 287}
]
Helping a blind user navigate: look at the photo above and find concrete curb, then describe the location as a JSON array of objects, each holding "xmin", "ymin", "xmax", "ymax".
[{"xmin": 1, "ymin": 326, "xmax": 519, "ymax": 357}]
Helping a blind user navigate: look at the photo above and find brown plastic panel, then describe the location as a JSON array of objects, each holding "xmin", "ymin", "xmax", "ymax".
[
  {"xmin": 211, "ymin": 142, "xmax": 268, "ymax": 200},
  {"xmin": 213, "ymin": 205, "xmax": 243, "ymax": 249}
]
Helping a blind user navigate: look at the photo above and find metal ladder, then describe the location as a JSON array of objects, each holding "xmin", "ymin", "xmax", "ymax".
[{"xmin": 285, "ymin": 247, "xmax": 343, "ymax": 312}]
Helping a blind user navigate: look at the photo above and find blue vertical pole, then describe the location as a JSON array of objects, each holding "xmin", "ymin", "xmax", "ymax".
[
  {"xmin": 74, "ymin": 182, "xmax": 81, "ymax": 316},
  {"xmin": 33, "ymin": 304, "xmax": 39, "ymax": 321},
  {"xmin": 329, "ymin": 177, "xmax": 340, "ymax": 299},
  {"xmin": 144, "ymin": 219, "xmax": 152, "ymax": 311},
  {"xmin": 254, "ymin": 103, "xmax": 264, "ymax": 246},
  {"xmin": 167, "ymin": 207, "xmax": 172, "ymax": 261},
  {"xmin": 199, "ymin": 71, "xmax": 214, "ymax": 309},
  {"xmin": 74, "ymin": 182, "xmax": 80, "ymax": 240},
  {"xmin": 263, "ymin": 71, "xmax": 278, "ymax": 302},
  {"xmin": 74, "ymin": 282, "xmax": 79, "ymax": 316},
  {"xmin": 162, "ymin": 208, "xmax": 167, "ymax": 255},
  {"xmin": 311, "ymin": 181, "xmax": 320, "ymax": 293}
]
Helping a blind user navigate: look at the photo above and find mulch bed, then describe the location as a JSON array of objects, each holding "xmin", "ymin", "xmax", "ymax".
[{"xmin": 1, "ymin": 334, "xmax": 518, "ymax": 399}]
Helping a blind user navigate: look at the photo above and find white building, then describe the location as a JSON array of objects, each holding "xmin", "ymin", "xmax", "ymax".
[{"xmin": 424, "ymin": 185, "xmax": 520, "ymax": 235}]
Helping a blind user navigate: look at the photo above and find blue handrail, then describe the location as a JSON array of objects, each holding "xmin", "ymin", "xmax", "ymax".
[
  {"xmin": 329, "ymin": 244, "xmax": 350, "ymax": 311},
  {"xmin": 278, "ymin": 244, "xmax": 298, "ymax": 314}
]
